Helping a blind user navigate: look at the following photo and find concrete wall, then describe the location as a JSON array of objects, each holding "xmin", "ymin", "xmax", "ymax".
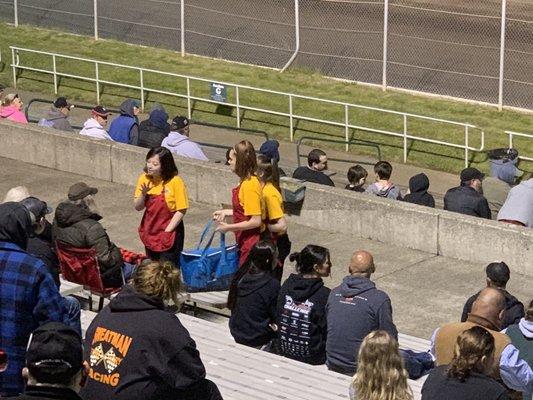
[{"xmin": 1, "ymin": 120, "xmax": 531, "ymax": 276}]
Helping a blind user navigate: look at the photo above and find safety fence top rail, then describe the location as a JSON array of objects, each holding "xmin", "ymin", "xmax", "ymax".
[
  {"xmin": 10, "ymin": 46, "xmax": 485, "ymax": 166},
  {"xmin": 505, "ymin": 130, "xmax": 533, "ymax": 162}
]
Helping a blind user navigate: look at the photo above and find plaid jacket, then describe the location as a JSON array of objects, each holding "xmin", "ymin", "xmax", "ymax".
[{"xmin": 0, "ymin": 241, "xmax": 66, "ymax": 396}]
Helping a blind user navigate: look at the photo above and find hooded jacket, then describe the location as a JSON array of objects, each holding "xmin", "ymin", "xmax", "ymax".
[
  {"xmin": 325, "ymin": 275, "xmax": 397, "ymax": 374},
  {"xmin": 365, "ymin": 181, "xmax": 402, "ymax": 200},
  {"xmin": 44, "ymin": 106, "xmax": 73, "ymax": 132},
  {"xmin": 229, "ymin": 271, "xmax": 280, "ymax": 347},
  {"xmin": 138, "ymin": 109, "xmax": 170, "ymax": 148},
  {"xmin": 52, "ymin": 201, "xmax": 124, "ymax": 288},
  {"xmin": 276, "ymin": 274, "xmax": 330, "ymax": 365},
  {"xmin": 444, "ymin": 184, "xmax": 491, "ymax": 219},
  {"xmin": 498, "ymin": 178, "xmax": 533, "ymax": 227},
  {"xmin": 108, "ymin": 100, "xmax": 139, "ymax": 145},
  {"xmin": 81, "ymin": 285, "xmax": 219, "ymax": 400},
  {"xmin": 461, "ymin": 289, "xmax": 524, "ymax": 329},
  {"xmin": 79, "ymin": 118, "xmax": 113, "ymax": 141},
  {"xmin": 0, "ymin": 202, "xmax": 32, "ymax": 250},
  {"xmin": 402, "ymin": 173, "xmax": 435, "ymax": 207},
  {"xmin": 0, "ymin": 105, "xmax": 28, "ymax": 124},
  {"xmin": 161, "ymin": 131, "xmax": 208, "ymax": 161}
]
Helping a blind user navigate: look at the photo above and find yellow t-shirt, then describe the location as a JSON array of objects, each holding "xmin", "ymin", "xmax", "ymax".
[
  {"xmin": 262, "ymin": 182, "xmax": 284, "ymax": 222},
  {"xmin": 238, "ymin": 176, "xmax": 262, "ymax": 216},
  {"xmin": 134, "ymin": 173, "xmax": 189, "ymax": 212}
]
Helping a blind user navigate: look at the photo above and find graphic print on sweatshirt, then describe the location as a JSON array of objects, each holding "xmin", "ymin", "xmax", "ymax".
[
  {"xmin": 88, "ymin": 326, "xmax": 133, "ymax": 387},
  {"xmin": 279, "ymin": 295, "xmax": 314, "ymax": 357}
]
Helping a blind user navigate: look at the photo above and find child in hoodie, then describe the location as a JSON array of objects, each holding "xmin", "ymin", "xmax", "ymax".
[
  {"xmin": 276, "ymin": 245, "xmax": 331, "ymax": 365},
  {"xmin": 0, "ymin": 93, "xmax": 28, "ymax": 124},
  {"xmin": 402, "ymin": 173, "xmax": 435, "ymax": 207},
  {"xmin": 108, "ymin": 99, "xmax": 140, "ymax": 145},
  {"xmin": 365, "ymin": 161, "xmax": 402, "ymax": 200},
  {"xmin": 228, "ymin": 240, "xmax": 280, "ymax": 348}
]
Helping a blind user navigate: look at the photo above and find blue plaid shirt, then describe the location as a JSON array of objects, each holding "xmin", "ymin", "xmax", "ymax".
[{"xmin": 0, "ymin": 241, "xmax": 66, "ymax": 396}]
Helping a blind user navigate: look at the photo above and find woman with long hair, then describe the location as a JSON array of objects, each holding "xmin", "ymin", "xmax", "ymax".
[
  {"xmin": 227, "ymin": 240, "xmax": 280, "ymax": 348},
  {"xmin": 351, "ymin": 330, "xmax": 413, "ymax": 400},
  {"xmin": 276, "ymin": 245, "xmax": 331, "ymax": 365},
  {"xmin": 134, "ymin": 147, "xmax": 188, "ymax": 266},
  {"xmin": 256, "ymin": 154, "xmax": 291, "ymax": 281},
  {"xmin": 422, "ymin": 326, "xmax": 508, "ymax": 400},
  {"xmin": 213, "ymin": 140, "xmax": 263, "ymax": 267},
  {"xmin": 82, "ymin": 260, "xmax": 222, "ymax": 400}
]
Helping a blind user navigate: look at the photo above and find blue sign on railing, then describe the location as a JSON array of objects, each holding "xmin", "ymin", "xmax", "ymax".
[{"xmin": 210, "ymin": 82, "xmax": 227, "ymax": 103}]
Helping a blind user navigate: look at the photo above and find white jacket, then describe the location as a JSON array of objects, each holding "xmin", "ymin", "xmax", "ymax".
[{"xmin": 79, "ymin": 118, "xmax": 113, "ymax": 141}]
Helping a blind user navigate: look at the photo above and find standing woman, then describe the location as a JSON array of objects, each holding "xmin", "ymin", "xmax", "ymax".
[
  {"xmin": 134, "ymin": 147, "xmax": 188, "ymax": 266},
  {"xmin": 214, "ymin": 140, "xmax": 262, "ymax": 267},
  {"xmin": 256, "ymin": 154, "xmax": 291, "ymax": 281}
]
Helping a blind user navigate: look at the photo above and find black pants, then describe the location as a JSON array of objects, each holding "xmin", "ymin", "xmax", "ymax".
[
  {"xmin": 145, "ymin": 222, "xmax": 184, "ymax": 268},
  {"xmin": 274, "ymin": 233, "xmax": 291, "ymax": 282}
]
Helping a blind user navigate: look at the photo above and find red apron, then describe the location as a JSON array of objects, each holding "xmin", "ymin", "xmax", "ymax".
[
  {"xmin": 232, "ymin": 184, "xmax": 260, "ymax": 267},
  {"xmin": 138, "ymin": 189, "xmax": 176, "ymax": 252}
]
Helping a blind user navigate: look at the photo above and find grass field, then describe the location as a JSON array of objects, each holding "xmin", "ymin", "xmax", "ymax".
[{"xmin": 1, "ymin": 22, "xmax": 532, "ymax": 174}]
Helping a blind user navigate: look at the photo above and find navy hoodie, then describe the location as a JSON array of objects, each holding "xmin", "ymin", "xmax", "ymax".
[
  {"xmin": 326, "ymin": 275, "xmax": 397, "ymax": 374},
  {"xmin": 229, "ymin": 271, "xmax": 280, "ymax": 347},
  {"xmin": 81, "ymin": 285, "xmax": 218, "ymax": 400},
  {"xmin": 276, "ymin": 274, "xmax": 330, "ymax": 365}
]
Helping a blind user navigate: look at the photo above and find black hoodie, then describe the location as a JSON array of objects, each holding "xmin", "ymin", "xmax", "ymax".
[
  {"xmin": 402, "ymin": 173, "xmax": 435, "ymax": 208},
  {"xmin": 229, "ymin": 271, "xmax": 280, "ymax": 347},
  {"xmin": 0, "ymin": 202, "xmax": 33, "ymax": 249},
  {"xmin": 325, "ymin": 275, "xmax": 397, "ymax": 374},
  {"xmin": 276, "ymin": 274, "xmax": 330, "ymax": 365},
  {"xmin": 81, "ymin": 285, "xmax": 220, "ymax": 400}
]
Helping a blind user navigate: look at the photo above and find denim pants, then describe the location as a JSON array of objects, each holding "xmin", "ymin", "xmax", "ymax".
[{"xmin": 62, "ymin": 295, "xmax": 81, "ymax": 336}]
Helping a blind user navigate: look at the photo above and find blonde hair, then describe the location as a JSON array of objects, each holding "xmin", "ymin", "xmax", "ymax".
[
  {"xmin": 2, "ymin": 186, "xmax": 30, "ymax": 203},
  {"xmin": 2, "ymin": 93, "xmax": 19, "ymax": 107},
  {"xmin": 132, "ymin": 260, "xmax": 182, "ymax": 306},
  {"xmin": 352, "ymin": 331, "xmax": 413, "ymax": 400}
]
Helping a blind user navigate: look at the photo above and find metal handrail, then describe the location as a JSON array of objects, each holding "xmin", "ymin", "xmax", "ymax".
[
  {"xmin": 11, "ymin": 46, "xmax": 485, "ymax": 167},
  {"xmin": 505, "ymin": 130, "xmax": 533, "ymax": 162}
]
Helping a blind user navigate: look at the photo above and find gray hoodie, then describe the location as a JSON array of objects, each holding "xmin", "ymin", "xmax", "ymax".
[
  {"xmin": 497, "ymin": 178, "xmax": 533, "ymax": 227},
  {"xmin": 365, "ymin": 181, "xmax": 402, "ymax": 200},
  {"xmin": 45, "ymin": 106, "xmax": 73, "ymax": 132}
]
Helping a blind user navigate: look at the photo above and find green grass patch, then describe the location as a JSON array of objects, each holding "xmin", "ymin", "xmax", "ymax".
[{"xmin": 1, "ymin": 22, "xmax": 533, "ymax": 174}]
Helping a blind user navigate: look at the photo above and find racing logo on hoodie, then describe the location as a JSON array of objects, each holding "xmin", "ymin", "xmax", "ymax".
[
  {"xmin": 279, "ymin": 296, "xmax": 314, "ymax": 357},
  {"xmin": 88, "ymin": 326, "xmax": 133, "ymax": 387}
]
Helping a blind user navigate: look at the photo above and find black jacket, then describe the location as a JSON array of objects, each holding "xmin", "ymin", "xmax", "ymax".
[
  {"xmin": 422, "ymin": 365, "xmax": 508, "ymax": 400},
  {"xmin": 53, "ymin": 202, "xmax": 123, "ymax": 288},
  {"xmin": 27, "ymin": 221, "xmax": 60, "ymax": 288},
  {"xmin": 229, "ymin": 271, "xmax": 280, "ymax": 347},
  {"xmin": 9, "ymin": 386, "xmax": 83, "ymax": 400},
  {"xmin": 292, "ymin": 167, "xmax": 335, "ymax": 187},
  {"xmin": 403, "ymin": 173, "xmax": 435, "ymax": 208},
  {"xmin": 444, "ymin": 185, "xmax": 491, "ymax": 219},
  {"xmin": 81, "ymin": 285, "xmax": 220, "ymax": 400},
  {"xmin": 0, "ymin": 202, "xmax": 33, "ymax": 249},
  {"xmin": 461, "ymin": 289, "xmax": 524, "ymax": 329},
  {"xmin": 325, "ymin": 275, "xmax": 397, "ymax": 374},
  {"xmin": 138, "ymin": 109, "xmax": 170, "ymax": 149},
  {"xmin": 276, "ymin": 274, "xmax": 330, "ymax": 365}
]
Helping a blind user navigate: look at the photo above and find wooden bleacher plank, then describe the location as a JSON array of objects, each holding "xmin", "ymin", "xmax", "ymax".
[
  {"xmin": 398, "ymin": 333, "xmax": 431, "ymax": 353},
  {"xmin": 186, "ymin": 291, "xmax": 228, "ymax": 309}
]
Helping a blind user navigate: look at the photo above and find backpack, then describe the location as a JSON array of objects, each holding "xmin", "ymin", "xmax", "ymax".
[{"xmin": 38, "ymin": 118, "xmax": 55, "ymax": 128}]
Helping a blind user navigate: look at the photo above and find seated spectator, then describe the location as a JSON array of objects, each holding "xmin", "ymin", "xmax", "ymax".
[
  {"xmin": 431, "ymin": 287, "xmax": 533, "ymax": 394},
  {"xmin": 350, "ymin": 331, "xmax": 413, "ymax": 400},
  {"xmin": 10, "ymin": 322, "xmax": 87, "ymax": 400},
  {"xmin": 108, "ymin": 99, "xmax": 140, "ymax": 145},
  {"xmin": 422, "ymin": 326, "xmax": 508, "ymax": 400},
  {"xmin": 403, "ymin": 172, "xmax": 435, "ymax": 207},
  {"xmin": 498, "ymin": 178, "xmax": 533, "ymax": 227},
  {"xmin": 0, "ymin": 93, "xmax": 28, "ymax": 124},
  {"xmin": 326, "ymin": 250, "xmax": 397, "ymax": 375},
  {"xmin": 79, "ymin": 106, "xmax": 113, "ymax": 140},
  {"xmin": 503, "ymin": 299, "xmax": 533, "ymax": 400},
  {"xmin": 81, "ymin": 260, "xmax": 223, "ymax": 400},
  {"xmin": 483, "ymin": 168, "xmax": 514, "ymax": 214},
  {"xmin": 292, "ymin": 149, "xmax": 334, "ymax": 186},
  {"xmin": 2, "ymin": 185, "xmax": 30, "ymax": 203},
  {"xmin": 259, "ymin": 139, "xmax": 286, "ymax": 176},
  {"xmin": 276, "ymin": 245, "xmax": 331, "ymax": 365},
  {"xmin": 53, "ymin": 182, "xmax": 133, "ymax": 288},
  {"xmin": 39, "ymin": 97, "xmax": 73, "ymax": 132},
  {"xmin": 0, "ymin": 202, "xmax": 70, "ymax": 396},
  {"xmin": 461, "ymin": 262, "xmax": 524, "ymax": 330},
  {"xmin": 228, "ymin": 240, "xmax": 280, "ymax": 348},
  {"xmin": 444, "ymin": 167, "xmax": 491, "ymax": 219},
  {"xmin": 161, "ymin": 116, "xmax": 208, "ymax": 161},
  {"xmin": 345, "ymin": 165, "xmax": 367, "ymax": 192},
  {"xmin": 365, "ymin": 161, "xmax": 402, "ymax": 199},
  {"xmin": 138, "ymin": 105, "xmax": 171, "ymax": 148}
]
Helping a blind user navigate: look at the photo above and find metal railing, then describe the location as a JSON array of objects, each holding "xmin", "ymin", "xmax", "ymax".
[
  {"xmin": 506, "ymin": 130, "xmax": 533, "ymax": 162},
  {"xmin": 10, "ymin": 46, "xmax": 485, "ymax": 167}
]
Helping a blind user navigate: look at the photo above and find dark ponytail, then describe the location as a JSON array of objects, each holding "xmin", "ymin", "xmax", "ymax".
[
  {"xmin": 227, "ymin": 240, "xmax": 277, "ymax": 310},
  {"xmin": 289, "ymin": 245, "xmax": 330, "ymax": 275}
]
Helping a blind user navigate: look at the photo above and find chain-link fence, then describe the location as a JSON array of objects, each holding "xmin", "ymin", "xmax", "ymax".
[{"xmin": 4, "ymin": 0, "xmax": 533, "ymax": 110}]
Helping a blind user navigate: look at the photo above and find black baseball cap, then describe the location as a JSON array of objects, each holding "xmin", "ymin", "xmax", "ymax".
[
  {"xmin": 486, "ymin": 262, "xmax": 510, "ymax": 286},
  {"xmin": 460, "ymin": 167, "xmax": 485, "ymax": 182},
  {"xmin": 20, "ymin": 196, "xmax": 53, "ymax": 220},
  {"xmin": 68, "ymin": 182, "xmax": 98, "ymax": 201},
  {"xmin": 26, "ymin": 322, "xmax": 83, "ymax": 384},
  {"xmin": 54, "ymin": 97, "xmax": 73, "ymax": 110},
  {"xmin": 171, "ymin": 116, "xmax": 190, "ymax": 130}
]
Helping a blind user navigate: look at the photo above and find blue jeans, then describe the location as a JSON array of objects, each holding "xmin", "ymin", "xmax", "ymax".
[
  {"xmin": 122, "ymin": 262, "xmax": 136, "ymax": 283},
  {"xmin": 62, "ymin": 295, "xmax": 81, "ymax": 336}
]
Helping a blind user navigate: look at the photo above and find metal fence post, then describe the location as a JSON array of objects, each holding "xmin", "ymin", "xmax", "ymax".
[
  {"xmin": 180, "ymin": 0, "xmax": 185, "ymax": 57},
  {"xmin": 464, "ymin": 125, "xmax": 469, "ymax": 168},
  {"xmin": 289, "ymin": 94, "xmax": 294, "ymax": 141},
  {"xmin": 403, "ymin": 114, "xmax": 407, "ymax": 162},
  {"xmin": 139, "ymin": 69, "xmax": 145, "ymax": 112},
  {"xmin": 95, "ymin": 62, "xmax": 100, "ymax": 104},
  {"xmin": 281, "ymin": 0, "xmax": 300, "ymax": 72},
  {"xmin": 186, "ymin": 77, "xmax": 191, "ymax": 118},
  {"xmin": 235, "ymin": 86, "xmax": 241, "ymax": 129},
  {"xmin": 11, "ymin": 47, "xmax": 17, "ymax": 88},
  {"xmin": 382, "ymin": 0, "xmax": 389, "ymax": 91},
  {"xmin": 344, "ymin": 104, "xmax": 349, "ymax": 151},
  {"xmin": 94, "ymin": 0, "xmax": 99, "ymax": 40},
  {"xmin": 52, "ymin": 55, "xmax": 58, "ymax": 95},
  {"xmin": 498, "ymin": 0, "xmax": 507, "ymax": 111}
]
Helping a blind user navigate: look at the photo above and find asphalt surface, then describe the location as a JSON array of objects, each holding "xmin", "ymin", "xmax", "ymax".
[{"xmin": 2, "ymin": 0, "xmax": 533, "ymax": 109}]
